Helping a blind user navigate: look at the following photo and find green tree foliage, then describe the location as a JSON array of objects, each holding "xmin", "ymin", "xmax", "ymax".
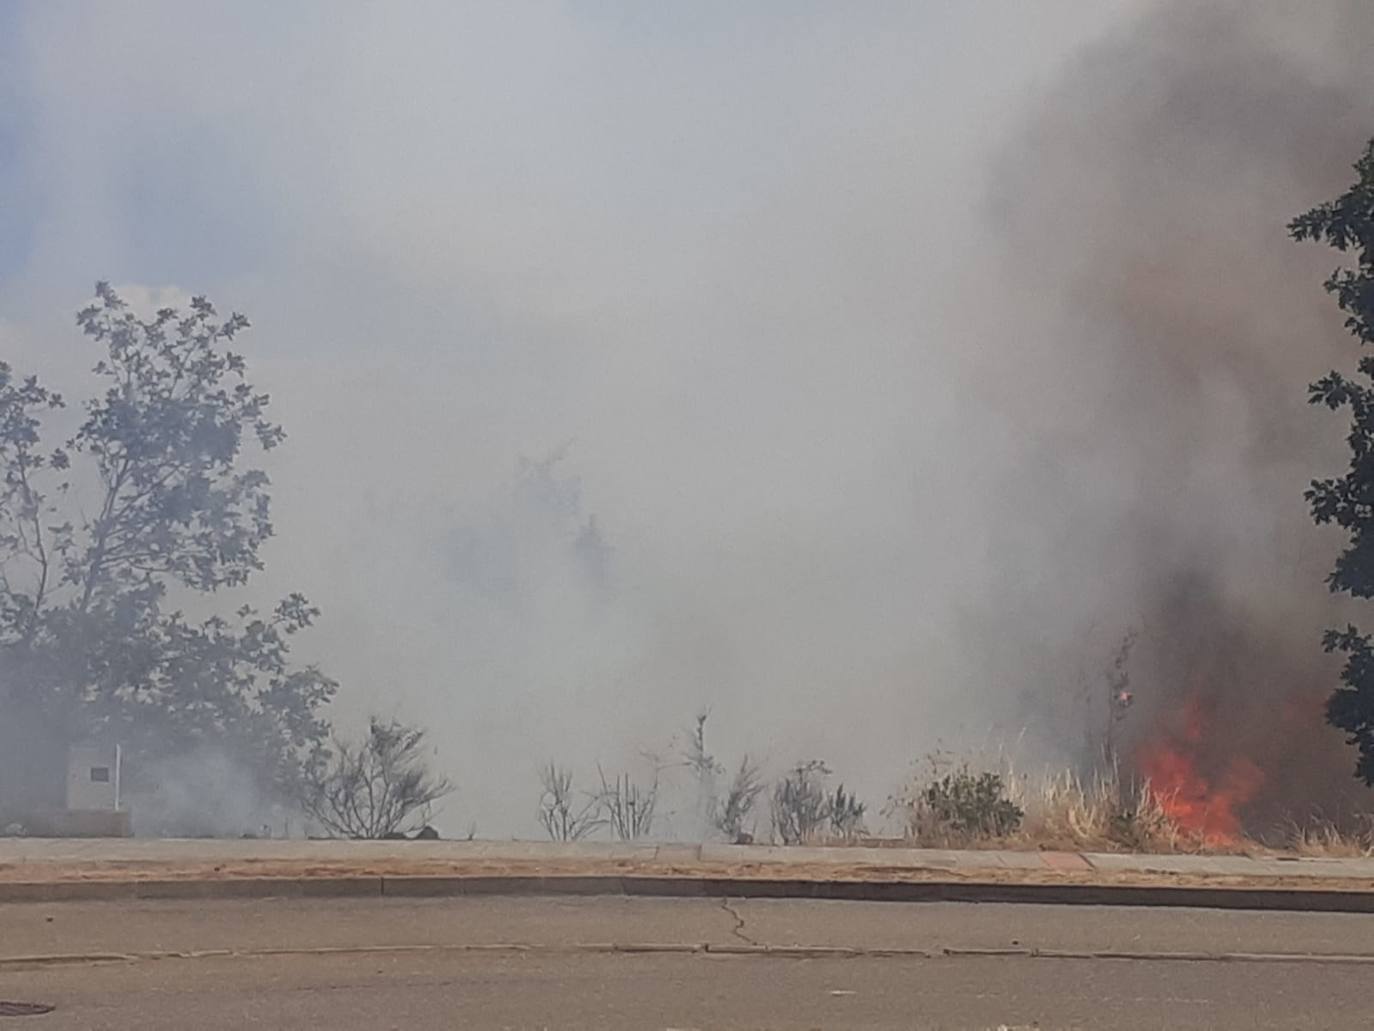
[
  {"xmin": 0, "ymin": 283, "xmax": 335, "ymax": 805},
  {"xmin": 1291, "ymin": 140, "xmax": 1374, "ymax": 784}
]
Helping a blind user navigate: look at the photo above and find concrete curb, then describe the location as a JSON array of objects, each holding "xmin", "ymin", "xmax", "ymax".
[
  {"xmin": 8, "ymin": 941, "xmax": 1374, "ymax": 970},
  {"xmin": 5, "ymin": 873, "xmax": 1374, "ymax": 912}
]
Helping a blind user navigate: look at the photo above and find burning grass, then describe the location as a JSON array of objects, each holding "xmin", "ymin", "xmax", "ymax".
[
  {"xmin": 885, "ymin": 757, "xmax": 1374, "ymax": 856},
  {"xmin": 1133, "ymin": 697, "xmax": 1266, "ymax": 843},
  {"xmin": 1012, "ymin": 768, "xmax": 1193, "ymax": 853},
  {"xmin": 887, "ymin": 758, "xmax": 1244, "ymax": 854}
]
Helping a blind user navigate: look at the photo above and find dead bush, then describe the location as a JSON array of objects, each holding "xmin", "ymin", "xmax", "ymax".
[
  {"xmin": 537, "ymin": 762, "xmax": 601, "ymax": 841},
  {"xmin": 302, "ymin": 717, "xmax": 453, "ymax": 839},
  {"xmin": 715, "ymin": 755, "xmax": 766, "ymax": 843},
  {"xmin": 596, "ymin": 765, "xmax": 659, "ymax": 841}
]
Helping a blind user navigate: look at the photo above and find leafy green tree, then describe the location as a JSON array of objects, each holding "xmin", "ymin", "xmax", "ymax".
[
  {"xmin": 1291, "ymin": 140, "xmax": 1374, "ymax": 784},
  {"xmin": 0, "ymin": 283, "xmax": 335, "ymax": 808}
]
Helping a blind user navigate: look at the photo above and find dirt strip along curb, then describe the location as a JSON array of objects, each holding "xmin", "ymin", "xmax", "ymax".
[{"xmin": 4, "ymin": 873, "xmax": 1374, "ymax": 912}]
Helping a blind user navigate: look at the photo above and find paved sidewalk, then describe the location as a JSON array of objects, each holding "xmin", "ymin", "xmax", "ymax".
[
  {"xmin": 4, "ymin": 837, "xmax": 1374, "ymax": 879},
  {"xmin": 3, "ymin": 838, "xmax": 1373, "ymax": 909}
]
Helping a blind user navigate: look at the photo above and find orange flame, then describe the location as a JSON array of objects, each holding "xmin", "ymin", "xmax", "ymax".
[{"xmin": 1136, "ymin": 698, "xmax": 1264, "ymax": 842}]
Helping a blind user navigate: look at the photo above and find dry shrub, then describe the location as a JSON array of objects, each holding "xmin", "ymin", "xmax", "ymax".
[
  {"xmin": 302, "ymin": 717, "xmax": 453, "ymax": 839},
  {"xmin": 596, "ymin": 765, "xmax": 659, "ymax": 841},
  {"xmin": 887, "ymin": 757, "xmax": 1021, "ymax": 848},
  {"xmin": 715, "ymin": 755, "xmax": 766, "ymax": 843},
  {"xmin": 771, "ymin": 761, "xmax": 868, "ymax": 845},
  {"xmin": 537, "ymin": 762, "xmax": 602, "ymax": 842},
  {"xmin": 889, "ymin": 754, "xmax": 1200, "ymax": 853}
]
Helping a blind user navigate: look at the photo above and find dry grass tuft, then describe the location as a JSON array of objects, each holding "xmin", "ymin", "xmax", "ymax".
[
  {"xmin": 1286, "ymin": 820, "xmax": 1374, "ymax": 858},
  {"xmin": 1011, "ymin": 767, "xmax": 1197, "ymax": 854},
  {"xmin": 887, "ymin": 756, "xmax": 1222, "ymax": 854}
]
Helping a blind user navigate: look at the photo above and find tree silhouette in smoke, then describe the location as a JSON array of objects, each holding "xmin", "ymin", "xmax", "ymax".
[
  {"xmin": 1292, "ymin": 139, "xmax": 1374, "ymax": 784},
  {"xmin": 0, "ymin": 284, "xmax": 335, "ymax": 812}
]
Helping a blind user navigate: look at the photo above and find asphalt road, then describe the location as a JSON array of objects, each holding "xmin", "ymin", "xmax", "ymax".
[{"xmin": 3, "ymin": 896, "xmax": 1373, "ymax": 1029}]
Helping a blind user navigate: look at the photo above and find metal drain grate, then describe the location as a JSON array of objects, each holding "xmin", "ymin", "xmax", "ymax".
[{"xmin": 0, "ymin": 1002, "xmax": 54, "ymax": 1017}]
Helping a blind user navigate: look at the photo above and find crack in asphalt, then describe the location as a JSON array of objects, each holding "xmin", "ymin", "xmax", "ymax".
[{"xmin": 717, "ymin": 898, "xmax": 759, "ymax": 946}]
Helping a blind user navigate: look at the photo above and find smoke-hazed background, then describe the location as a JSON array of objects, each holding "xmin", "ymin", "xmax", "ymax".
[
  {"xmin": 0, "ymin": 1, "xmax": 1370, "ymax": 835},
  {"xmin": 984, "ymin": 0, "xmax": 1374, "ymax": 829}
]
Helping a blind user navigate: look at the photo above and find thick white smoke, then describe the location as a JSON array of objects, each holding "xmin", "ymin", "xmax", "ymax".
[{"xmin": 2, "ymin": 1, "xmax": 1371, "ymax": 836}]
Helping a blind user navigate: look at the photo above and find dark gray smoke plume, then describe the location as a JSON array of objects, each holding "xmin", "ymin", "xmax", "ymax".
[{"xmin": 987, "ymin": 0, "xmax": 1374, "ymax": 830}]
